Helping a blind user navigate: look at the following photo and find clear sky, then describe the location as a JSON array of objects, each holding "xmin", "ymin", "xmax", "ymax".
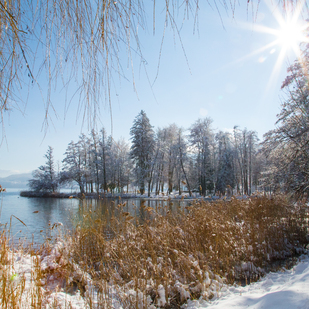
[{"xmin": 0, "ymin": 0, "xmax": 308, "ymax": 178}]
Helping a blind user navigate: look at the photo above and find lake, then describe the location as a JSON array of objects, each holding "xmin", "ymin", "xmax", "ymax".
[{"xmin": 0, "ymin": 189, "xmax": 191, "ymax": 244}]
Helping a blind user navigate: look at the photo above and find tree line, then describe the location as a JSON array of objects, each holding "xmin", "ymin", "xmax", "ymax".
[{"xmin": 29, "ymin": 111, "xmax": 263, "ymax": 197}]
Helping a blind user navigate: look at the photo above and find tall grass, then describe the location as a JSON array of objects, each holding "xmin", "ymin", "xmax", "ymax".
[{"xmin": 0, "ymin": 229, "xmax": 44, "ymax": 308}]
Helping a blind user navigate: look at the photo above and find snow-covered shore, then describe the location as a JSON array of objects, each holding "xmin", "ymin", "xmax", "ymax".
[
  {"xmin": 186, "ymin": 253, "xmax": 309, "ymax": 309},
  {"xmin": 9, "ymin": 246, "xmax": 309, "ymax": 308},
  {"xmin": 19, "ymin": 190, "xmax": 243, "ymax": 201}
]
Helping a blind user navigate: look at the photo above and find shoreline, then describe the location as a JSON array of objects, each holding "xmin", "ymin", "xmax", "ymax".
[
  {"xmin": 19, "ymin": 190, "xmax": 222, "ymax": 200},
  {"xmin": 19, "ymin": 190, "xmax": 237, "ymax": 202}
]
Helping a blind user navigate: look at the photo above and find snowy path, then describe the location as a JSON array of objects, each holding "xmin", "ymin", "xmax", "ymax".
[{"xmin": 186, "ymin": 254, "xmax": 309, "ymax": 309}]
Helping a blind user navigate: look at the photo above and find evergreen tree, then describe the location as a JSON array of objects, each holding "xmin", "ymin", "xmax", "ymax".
[
  {"xmin": 130, "ymin": 110, "xmax": 155, "ymax": 196},
  {"xmin": 29, "ymin": 146, "xmax": 58, "ymax": 193}
]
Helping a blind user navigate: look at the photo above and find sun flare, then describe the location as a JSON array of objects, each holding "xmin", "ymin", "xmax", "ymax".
[
  {"xmin": 228, "ymin": 1, "xmax": 309, "ymax": 109},
  {"xmin": 234, "ymin": 1, "xmax": 309, "ymax": 70},
  {"xmin": 265, "ymin": 1, "xmax": 309, "ymax": 92},
  {"xmin": 276, "ymin": 19, "xmax": 307, "ymax": 51},
  {"xmin": 252, "ymin": 1, "xmax": 309, "ymax": 58},
  {"xmin": 240, "ymin": 1, "xmax": 309, "ymax": 93}
]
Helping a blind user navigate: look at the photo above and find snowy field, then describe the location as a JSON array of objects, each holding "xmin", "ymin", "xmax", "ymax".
[{"xmin": 10, "ymin": 247, "xmax": 309, "ymax": 308}]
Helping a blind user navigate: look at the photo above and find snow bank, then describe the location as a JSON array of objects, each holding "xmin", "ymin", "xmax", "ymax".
[{"xmin": 184, "ymin": 254, "xmax": 309, "ymax": 309}]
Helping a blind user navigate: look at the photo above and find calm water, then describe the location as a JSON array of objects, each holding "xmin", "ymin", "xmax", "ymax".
[{"xmin": 0, "ymin": 189, "xmax": 190, "ymax": 244}]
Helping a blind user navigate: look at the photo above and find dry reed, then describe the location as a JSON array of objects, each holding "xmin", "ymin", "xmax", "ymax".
[{"xmin": 60, "ymin": 194, "xmax": 309, "ymax": 308}]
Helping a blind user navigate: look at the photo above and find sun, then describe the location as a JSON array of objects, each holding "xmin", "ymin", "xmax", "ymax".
[
  {"xmin": 272, "ymin": 3, "xmax": 309, "ymax": 58},
  {"xmin": 239, "ymin": 1, "xmax": 309, "ymax": 90},
  {"xmin": 276, "ymin": 19, "xmax": 307, "ymax": 52},
  {"xmin": 229, "ymin": 1, "xmax": 309, "ymax": 104},
  {"xmin": 263, "ymin": 1, "xmax": 309, "ymax": 91},
  {"xmin": 251, "ymin": 1, "xmax": 309, "ymax": 59},
  {"xmin": 234, "ymin": 1, "xmax": 309, "ymax": 69}
]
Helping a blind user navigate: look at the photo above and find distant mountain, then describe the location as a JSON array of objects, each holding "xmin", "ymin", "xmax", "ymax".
[
  {"xmin": 0, "ymin": 173, "xmax": 32, "ymax": 189},
  {"xmin": 0, "ymin": 170, "xmax": 22, "ymax": 178}
]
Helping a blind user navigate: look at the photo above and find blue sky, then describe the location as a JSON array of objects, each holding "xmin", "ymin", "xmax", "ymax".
[{"xmin": 0, "ymin": 0, "xmax": 307, "ymax": 177}]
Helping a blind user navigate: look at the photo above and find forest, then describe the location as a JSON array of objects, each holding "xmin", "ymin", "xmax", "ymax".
[{"xmin": 28, "ymin": 116, "xmax": 259, "ymax": 197}]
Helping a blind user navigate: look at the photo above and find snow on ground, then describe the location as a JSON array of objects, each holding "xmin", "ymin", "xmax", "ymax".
[
  {"xmin": 10, "ymin": 248, "xmax": 309, "ymax": 308},
  {"xmin": 185, "ymin": 254, "xmax": 309, "ymax": 309}
]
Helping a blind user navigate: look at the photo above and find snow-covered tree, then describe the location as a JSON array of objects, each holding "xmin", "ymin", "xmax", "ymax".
[
  {"xmin": 153, "ymin": 124, "xmax": 180, "ymax": 194},
  {"xmin": 232, "ymin": 127, "xmax": 258, "ymax": 195},
  {"xmin": 262, "ymin": 48, "xmax": 309, "ymax": 197},
  {"xmin": 61, "ymin": 140, "xmax": 86, "ymax": 194},
  {"xmin": 189, "ymin": 118, "xmax": 215, "ymax": 196},
  {"xmin": 113, "ymin": 138, "xmax": 132, "ymax": 193},
  {"xmin": 29, "ymin": 146, "xmax": 58, "ymax": 192},
  {"xmin": 175, "ymin": 126, "xmax": 191, "ymax": 195},
  {"xmin": 151, "ymin": 124, "xmax": 188, "ymax": 195},
  {"xmin": 215, "ymin": 131, "xmax": 235, "ymax": 195},
  {"xmin": 29, "ymin": 116, "xmax": 264, "ymax": 198},
  {"xmin": 165, "ymin": 124, "xmax": 180, "ymax": 194},
  {"xmin": 130, "ymin": 110, "xmax": 155, "ymax": 196},
  {"xmin": 151, "ymin": 128, "xmax": 166, "ymax": 195}
]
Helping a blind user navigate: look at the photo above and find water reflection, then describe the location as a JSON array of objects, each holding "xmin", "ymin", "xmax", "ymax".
[
  {"xmin": 1, "ymin": 190, "xmax": 191, "ymax": 244},
  {"xmin": 77, "ymin": 198, "xmax": 189, "ymax": 225}
]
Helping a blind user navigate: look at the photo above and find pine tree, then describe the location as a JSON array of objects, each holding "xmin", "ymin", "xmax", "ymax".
[
  {"xmin": 29, "ymin": 146, "xmax": 58, "ymax": 193},
  {"xmin": 130, "ymin": 110, "xmax": 155, "ymax": 196}
]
